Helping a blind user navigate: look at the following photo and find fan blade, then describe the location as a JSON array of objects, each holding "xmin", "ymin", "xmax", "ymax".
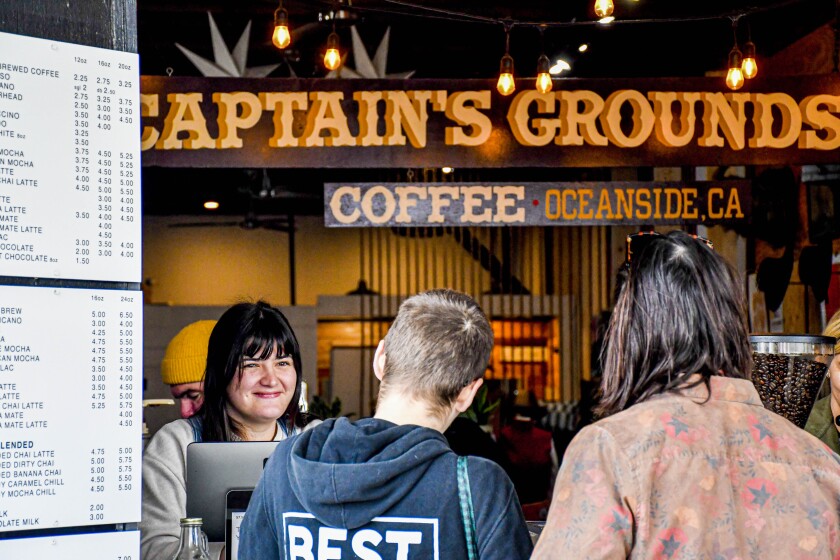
[{"xmin": 169, "ymin": 221, "xmax": 243, "ymax": 228}]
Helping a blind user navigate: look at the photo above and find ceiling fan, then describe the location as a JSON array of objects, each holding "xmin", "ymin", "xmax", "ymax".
[{"xmin": 168, "ymin": 169, "xmax": 316, "ymax": 232}]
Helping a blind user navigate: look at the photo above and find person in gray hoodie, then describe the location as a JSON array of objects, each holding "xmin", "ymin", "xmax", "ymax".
[{"xmin": 240, "ymin": 289, "xmax": 533, "ymax": 559}]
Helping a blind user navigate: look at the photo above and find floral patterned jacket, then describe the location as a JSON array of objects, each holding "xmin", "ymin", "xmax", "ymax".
[{"xmin": 532, "ymin": 375, "xmax": 840, "ymax": 560}]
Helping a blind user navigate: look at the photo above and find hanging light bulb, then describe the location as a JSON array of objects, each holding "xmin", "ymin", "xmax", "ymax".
[
  {"xmin": 272, "ymin": 2, "xmax": 291, "ymax": 49},
  {"xmin": 497, "ymin": 54, "xmax": 515, "ymax": 95},
  {"xmin": 594, "ymin": 0, "xmax": 614, "ymax": 19},
  {"xmin": 726, "ymin": 46, "xmax": 744, "ymax": 90},
  {"xmin": 535, "ymin": 54, "xmax": 552, "ymax": 94},
  {"xmin": 323, "ymin": 31, "xmax": 341, "ymax": 71},
  {"xmin": 497, "ymin": 26, "xmax": 515, "ymax": 96},
  {"xmin": 742, "ymin": 40, "xmax": 757, "ymax": 79}
]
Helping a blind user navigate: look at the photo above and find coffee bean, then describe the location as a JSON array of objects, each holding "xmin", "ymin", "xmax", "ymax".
[{"xmin": 751, "ymin": 353, "xmax": 827, "ymax": 428}]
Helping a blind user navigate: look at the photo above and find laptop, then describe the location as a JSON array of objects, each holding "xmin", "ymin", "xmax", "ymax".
[{"xmin": 185, "ymin": 441, "xmax": 280, "ymax": 544}]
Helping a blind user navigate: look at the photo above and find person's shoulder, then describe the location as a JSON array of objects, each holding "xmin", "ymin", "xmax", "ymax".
[
  {"xmin": 147, "ymin": 419, "xmax": 195, "ymax": 450},
  {"xmin": 462, "ymin": 454, "xmax": 512, "ymax": 483}
]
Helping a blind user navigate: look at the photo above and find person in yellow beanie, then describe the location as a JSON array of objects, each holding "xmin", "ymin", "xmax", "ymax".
[{"xmin": 161, "ymin": 320, "xmax": 216, "ymax": 419}]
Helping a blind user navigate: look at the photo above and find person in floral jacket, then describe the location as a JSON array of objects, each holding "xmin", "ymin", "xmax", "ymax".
[{"xmin": 533, "ymin": 231, "xmax": 840, "ymax": 559}]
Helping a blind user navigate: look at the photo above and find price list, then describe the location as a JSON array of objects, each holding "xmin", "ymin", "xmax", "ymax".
[
  {"xmin": 0, "ymin": 530, "xmax": 139, "ymax": 558},
  {"xmin": 0, "ymin": 285, "xmax": 142, "ymax": 531},
  {"xmin": 0, "ymin": 32, "xmax": 140, "ymax": 282}
]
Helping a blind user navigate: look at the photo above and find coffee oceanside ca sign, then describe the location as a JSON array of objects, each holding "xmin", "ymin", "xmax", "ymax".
[
  {"xmin": 323, "ymin": 182, "xmax": 749, "ymax": 227},
  {"xmin": 140, "ymin": 75, "xmax": 840, "ymax": 168}
]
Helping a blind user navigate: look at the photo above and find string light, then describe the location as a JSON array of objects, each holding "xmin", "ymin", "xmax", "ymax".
[
  {"xmin": 725, "ymin": 20, "xmax": 744, "ymax": 91},
  {"xmin": 324, "ymin": 27, "xmax": 342, "ymax": 70},
  {"xmin": 272, "ymin": 0, "xmax": 291, "ymax": 49},
  {"xmin": 534, "ymin": 27, "xmax": 552, "ymax": 94},
  {"xmin": 497, "ymin": 26, "xmax": 515, "ymax": 96},
  {"xmin": 593, "ymin": 0, "xmax": 614, "ymax": 19},
  {"xmin": 741, "ymin": 24, "xmax": 758, "ymax": 79}
]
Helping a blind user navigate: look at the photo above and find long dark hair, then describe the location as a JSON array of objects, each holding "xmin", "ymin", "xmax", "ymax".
[
  {"xmin": 597, "ymin": 231, "xmax": 752, "ymax": 417},
  {"xmin": 200, "ymin": 301, "xmax": 304, "ymax": 442}
]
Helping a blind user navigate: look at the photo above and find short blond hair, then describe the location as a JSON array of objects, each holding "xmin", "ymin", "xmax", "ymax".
[{"xmin": 823, "ymin": 309, "xmax": 840, "ymax": 354}]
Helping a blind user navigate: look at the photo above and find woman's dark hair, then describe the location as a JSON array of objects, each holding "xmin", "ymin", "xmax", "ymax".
[
  {"xmin": 597, "ymin": 230, "xmax": 752, "ymax": 417},
  {"xmin": 200, "ymin": 301, "xmax": 304, "ymax": 441}
]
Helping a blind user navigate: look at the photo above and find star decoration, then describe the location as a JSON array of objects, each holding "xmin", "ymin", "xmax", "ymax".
[
  {"xmin": 748, "ymin": 484, "xmax": 773, "ymax": 507},
  {"xmin": 753, "ymin": 422, "xmax": 773, "ymax": 441},
  {"xmin": 608, "ymin": 510, "xmax": 630, "ymax": 532},
  {"xmin": 175, "ymin": 12, "xmax": 280, "ymax": 78},
  {"xmin": 659, "ymin": 535, "xmax": 681, "ymax": 558},
  {"xmin": 327, "ymin": 26, "xmax": 415, "ymax": 79},
  {"xmin": 667, "ymin": 417, "xmax": 690, "ymax": 437}
]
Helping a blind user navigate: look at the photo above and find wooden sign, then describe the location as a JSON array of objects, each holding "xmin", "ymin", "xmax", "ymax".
[
  {"xmin": 324, "ymin": 181, "xmax": 750, "ymax": 227},
  {"xmin": 140, "ymin": 75, "xmax": 840, "ymax": 169}
]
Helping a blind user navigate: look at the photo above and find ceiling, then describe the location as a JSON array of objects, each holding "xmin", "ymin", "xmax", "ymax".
[{"xmin": 137, "ymin": 0, "xmax": 838, "ymax": 217}]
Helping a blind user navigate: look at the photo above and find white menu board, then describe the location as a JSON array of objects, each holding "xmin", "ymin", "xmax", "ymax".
[
  {"xmin": 0, "ymin": 32, "xmax": 140, "ymax": 282},
  {"xmin": 0, "ymin": 529, "xmax": 139, "ymax": 559},
  {"xmin": 0, "ymin": 285, "xmax": 142, "ymax": 530}
]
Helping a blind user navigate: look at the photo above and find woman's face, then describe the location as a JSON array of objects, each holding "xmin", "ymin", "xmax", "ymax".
[
  {"xmin": 226, "ymin": 344, "xmax": 297, "ymax": 431},
  {"xmin": 829, "ymin": 353, "xmax": 840, "ymax": 405}
]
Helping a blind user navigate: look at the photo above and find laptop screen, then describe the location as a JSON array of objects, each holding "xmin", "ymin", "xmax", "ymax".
[{"xmin": 185, "ymin": 441, "xmax": 279, "ymax": 543}]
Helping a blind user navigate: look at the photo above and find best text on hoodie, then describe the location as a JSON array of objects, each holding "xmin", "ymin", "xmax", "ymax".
[{"xmin": 239, "ymin": 417, "xmax": 533, "ymax": 560}]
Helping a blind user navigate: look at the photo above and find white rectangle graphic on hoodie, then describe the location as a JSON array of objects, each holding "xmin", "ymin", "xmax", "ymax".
[{"xmin": 281, "ymin": 512, "xmax": 439, "ymax": 560}]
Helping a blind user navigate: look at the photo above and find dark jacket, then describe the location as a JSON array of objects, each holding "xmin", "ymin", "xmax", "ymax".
[{"xmin": 239, "ymin": 417, "xmax": 533, "ymax": 559}]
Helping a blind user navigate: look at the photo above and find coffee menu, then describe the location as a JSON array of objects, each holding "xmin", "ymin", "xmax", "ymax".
[
  {"xmin": 0, "ymin": 530, "xmax": 139, "ymax": 558},
  {"xmin": 0, "ymin": 31, "xmax": 140, "ymax": 282},
  {"xmin": 0, "ymin": 285, "xmax": 142, "ymax": 530}
]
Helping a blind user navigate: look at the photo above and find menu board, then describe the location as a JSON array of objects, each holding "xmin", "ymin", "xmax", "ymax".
[
  {"xmin": 0, "ymin": 529, "xmax": 139, "ymax": 558},
  {"xmin": 0, "ymin": 285, "xmax": 142, "ymax": 530},
  {"xmin": 0, "ymin": 32, "xmax": 140, "ymax": 282}
]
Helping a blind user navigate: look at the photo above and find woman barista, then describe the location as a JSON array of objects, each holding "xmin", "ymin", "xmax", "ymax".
[
  {"xmin": 805, "ymin": 309, "xmax": 840, "ymax": 454},
  {"xmin": 140, "ymin": 301, "xmax": 315, "ymax": 560}
]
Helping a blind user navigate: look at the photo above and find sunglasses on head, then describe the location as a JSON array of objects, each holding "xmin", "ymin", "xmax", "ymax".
[{"xmin": 625, "ymin": 231, "xmax": 714, "ymax": 264}]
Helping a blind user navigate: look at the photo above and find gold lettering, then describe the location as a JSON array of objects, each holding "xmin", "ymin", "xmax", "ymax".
[
  {"xmin": 545, "ymin": 189, "xmax": 561, "ymax": 220},
  {"xmin": 562, "ymin": 190, "xmax": 577, "ymax": 219},
  {"xmin": 663, "ymin": 188, "xmax": 682, "ymax": 219},
  {"xmin": 140, "ymin": 93, "xmax": 160, "ymax": 151},
  {"xmin": 653, "ymin": 188, "xmax": 663, "ymax": 219},
  {"xmin": 329, "ymin": 186, "xmax": 361, "ymax": 224},
  {"xmin": 698, "ymin": 92, "xmax": 749, "ymax": 150},
  {"xmin": 461, "ymin": 186, "xmax": 493, "ymax": 223},
  {"xmin": 354, "ymin": 91, "xmax": 385, "ymax": 147},
  {"xmin": 361, "ymin": 186, "xmax": 396, "ymax": 224},
  {"xmin": 798, "ymin": 94, "xmax": 840, "ymax": 150},
  {"xmin": 595, "ymin": 188, "xmax": 614, "ymax": 219},
  {"xmin": 726, "ymin": 188, "xmax": 744, "ymax": 218},
  {"xmin": 383, "ymin": 91, "xmax": 435, "ymax": 148},
  {"xmin": 750, "ymin": 93, "xmax": 801, "ymax": 149},
  {"xmin": 156, "ymin": 93, "xmax": 214, "ymax": 150},
  {"xmin": 507, "ymin": 91, "xmax": 558, "ymax": 146},
  {"xmin": 428, "ymin": 186, "xmax": 459, "ymax": 223},
  {"xmin": 214, "ymin": 92, "xmax": 262, "ymax": 149},
  {"xmin": 494, "ymin": 186, "xmax": 525, "ymax": 223},
  {"xmin": 394, "ymin": 186, "xmax": 427, "ymax": 223},
  {"xmin": 261, "ymin": 92, "xmax": 307, "ymax": 148},
  {"xmin": 615, "ymin": 189, "xmax": 634, "ymax": 219},
  {"xmin": 649, "ymin": 92, "xmax": 700, "ymax": 147},
  {"xmin": 682, "ymin": 188, "xmax": 698, "ymax": 219},
  {"xmin": 445, "ymin": 91, "xmax": 492, "ymax": 146},
  {"xmin": 557, "ymin": 91, "xmax": 608, "ymax": 146},
  {"xmin": 707, "ymin": 188, "xmax": 724, "ymax": 219},
  {"xmin": 635, "ymin": 189, "xmax": 652, "ymax": 219},
  {"xmin": 601, "ymin": 90, "xmax": 655, "ymax": 148},
  {"xmin": 302, "ymin": 92, "xmax": 354, "ymax": 147},
  {"xmin": 579, "ymin": 189, "xmax": 594, "ymax": 219}
]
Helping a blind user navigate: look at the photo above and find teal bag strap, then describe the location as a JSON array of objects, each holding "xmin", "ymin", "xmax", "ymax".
[{"xmin": 457, "ymin": 456, "xmax": 479, "ymax": 560}]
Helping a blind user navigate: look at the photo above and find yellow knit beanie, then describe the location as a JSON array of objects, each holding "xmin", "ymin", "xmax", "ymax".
[{"xmin": 161, "ymin": 320, "xmax": 217, "ymax": 385}]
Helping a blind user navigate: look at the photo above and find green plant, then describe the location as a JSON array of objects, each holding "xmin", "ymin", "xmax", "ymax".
[
  {"xmin": 460, "ymin": 384, "xmax": 500, "ymax": 425},
  {"xmin": 308, "ymin": 395, "xmax": 343, "ymax": 419}
]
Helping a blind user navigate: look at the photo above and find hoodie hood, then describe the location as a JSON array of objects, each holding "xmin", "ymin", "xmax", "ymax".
[{"xmin": 288, "ymin": 417, "xmax": 451, "ymax": 529}]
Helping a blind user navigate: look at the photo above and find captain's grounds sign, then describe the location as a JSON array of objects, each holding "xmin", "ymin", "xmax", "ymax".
[
  {"xmin": 140, "ymin": 75, "xmax": 840, "ymax": 168},
  {"xmin": 323, "ymin": 182, "xmax": 749, "ymax": 227}
]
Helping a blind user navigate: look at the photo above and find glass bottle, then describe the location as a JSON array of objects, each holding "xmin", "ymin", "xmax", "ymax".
[{"xmin": 171, "ymin": 517, "xmax": 212, "ymax": 560}]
